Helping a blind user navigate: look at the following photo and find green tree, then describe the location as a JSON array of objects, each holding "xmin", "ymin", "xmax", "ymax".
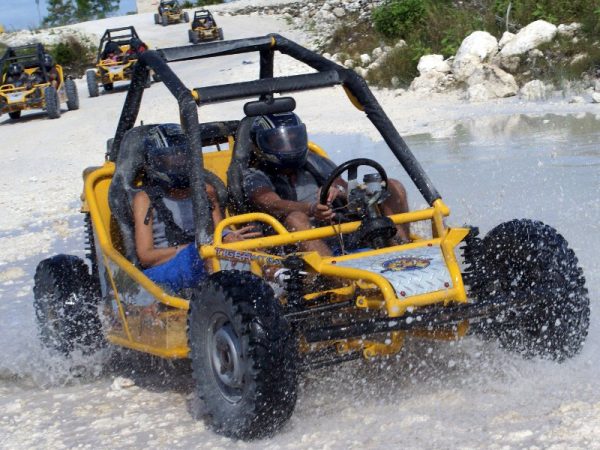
[{"xmin": 43, "ymin": 0, "xmax": 75, "ymax": 26}]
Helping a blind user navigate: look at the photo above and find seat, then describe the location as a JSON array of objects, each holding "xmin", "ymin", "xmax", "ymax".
[
  {"xmin": 226, "ymin": 116, "xmax": 255, "ymax": 215},
  {"xmin": 108, "ymin": 123, "xmax": 230, "ymax": 265}
]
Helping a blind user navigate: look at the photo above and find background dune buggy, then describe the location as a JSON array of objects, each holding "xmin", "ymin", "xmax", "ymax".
[
  {"xmin": 0, "ymin": 43, "xmax": 79, "ymax": 120},
  {"xmin": 188, "ymin": 9, "xmax": 223, "ymax": 44},
  {"xmin": 34, "ymin": 35, "xmax": 589, "ymax": 440},
  {"xmin": 154, "ymin": 0, "xmax": 189, "ymax": 27},
  {"xmin": 85, "ymin": 26, "xmax": 156, "ymax": 97}
]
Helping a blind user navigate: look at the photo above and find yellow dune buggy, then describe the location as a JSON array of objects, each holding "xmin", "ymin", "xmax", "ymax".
[
  {"xmin": 85, "ymin": 27, "xmax": 154, "ymax": 97},
  {"xmin": 0, "ymin": 43, "xmax": 78, "ymax": 120},
  {"xmin": 155, "ymin": 0, "xmax": 189, "ymax": 27},
  {"xmin": 34, "ymin": 35, "xmax": 589, "ymax": 440},
  {"xmin": 188, "ymin": 9, "xmax": 223, "ymax": 44}
]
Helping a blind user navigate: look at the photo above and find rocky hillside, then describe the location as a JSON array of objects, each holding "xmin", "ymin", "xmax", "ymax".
[{"xmin": 227, "ymin": 0, "xmax": 600, "ymax": 103}]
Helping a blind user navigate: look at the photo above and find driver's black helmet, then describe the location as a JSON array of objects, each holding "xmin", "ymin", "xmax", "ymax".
[
  {"xmin": 251, "ymin": 112, "xmax": 308, "ymax": 169},
  {"xmin": 42, "ymin": 53, "xmax": 54, "ymax": 69},
  {"xmin": 8, "ymin": 62, "xmax": 24, "ymax": 77},
  {"xmin": 145, "ymin": 124, "xmax": 190, "ymax": 191},
  {"xmin": 104, "ymin": 41, "xmax": 120, "ymax": 54},
  {"xmin": 130, "ymin": 38, "xmax": 142, "ymax": 49}
]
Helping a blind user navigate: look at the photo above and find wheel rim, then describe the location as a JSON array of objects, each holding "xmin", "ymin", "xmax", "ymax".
[{"xmin": 208, "ymin": 313, "xmax": 243, "ymax": 403}]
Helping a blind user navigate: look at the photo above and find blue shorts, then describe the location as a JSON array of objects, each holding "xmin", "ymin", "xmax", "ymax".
[{"xmin": 143, "ymin": 244, "xmax": 206, "ymax": 293}]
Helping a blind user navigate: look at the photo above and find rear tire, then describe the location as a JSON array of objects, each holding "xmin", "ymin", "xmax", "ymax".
[
  {"xmin": 154, "ymin": 13, "xmax": 160, "ymax": 24},
  {"xmin": 86, "ymin": 69, "xmax": 99, "ymax": 97},
  {"xmin": 162, "ymin": 14, "xmax": 168, "ymax": 26},
  {"xmin": 44, "ymin": 86, "xmax": 61, "ymax": 119},
  {"xmin": 463, "ymin": 219, "xmax": 589, "ymax": 361},
  {"xmin": 188, "ymin": 270, "xmax": 298, "ymax": 439},
  {"xmin": 8, "ymin": 110, "xmax": 21, "ymax": 119},
  {"xmin": 33, "ymin": 255, "xmax": 104, "ymax": 355},
  {"xmin": 183, "ymin": 12, "xmax": 189, "ymax": 23},
  {"xmin": 65, "ymin": 78, "xmax": 79, "ymax": 110}
]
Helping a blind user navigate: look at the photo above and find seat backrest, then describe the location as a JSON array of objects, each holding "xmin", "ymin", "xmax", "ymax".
[{"xmin": 226, "ymin": 116, "xmax": 255, "ymax": 215}]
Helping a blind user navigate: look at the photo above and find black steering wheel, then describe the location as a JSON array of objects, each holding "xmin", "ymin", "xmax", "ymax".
[
  {"xmin": 319, "ymin": 158, "xmax": 389, "ymax": 207},
  {"xmin": 320, "ymin": 158, "xmax": 396, "ymax": 249}
]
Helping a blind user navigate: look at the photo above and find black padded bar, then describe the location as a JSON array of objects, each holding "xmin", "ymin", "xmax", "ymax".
[
  {"xmin": 110, "ymin": 50, "xmax": 214, "ymax": 245},
  {"xmin": 193, "ymin": 70, "xmax": 341, "ymax": 105},
  {"xmin": 159, "ymin": 36, "xmax": 273, "ymax": 62}
]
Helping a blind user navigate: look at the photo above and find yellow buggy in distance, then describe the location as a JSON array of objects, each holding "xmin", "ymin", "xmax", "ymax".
[
  {"xmin": 154, "ymin": 0, "xmax": 189, "ymax": 26},
  {"xmin": 33, "ymin": 36, "xmax": 589, "ymax": 440},
  {"xmin": 85, "ymin": 26, "xmax": 155, "ymax": 97},
  {"xmin": 188, "ymin": 9, "xmax": 223, "ymax": 44},
  {"xmin": 0, "ymin": 43, "xmax": 79, "ymax": 120}
]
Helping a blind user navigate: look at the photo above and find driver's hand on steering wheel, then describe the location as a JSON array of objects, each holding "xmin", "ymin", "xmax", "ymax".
[{"xmin": 311, "ymin": 202, "xmax": 336, "ymax": 221}]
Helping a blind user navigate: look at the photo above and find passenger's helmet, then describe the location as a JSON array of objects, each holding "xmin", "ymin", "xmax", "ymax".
[
  {"xmin": 42, "ymin": 53, "xmax": 54, "ymax": 70},
  {"xmin": 251, "ymin": 112, "xmax": 308, "ymax": 169},
  {"xmin": 130, "ymin": 38, "xmax": 142, "ymax": 50},
  {"xmin": 145, "ymin": 124, "xmax": 190, "ymax": 191},
  {"xmin": 7, "ymin": 62, "xmax": 24, "ymax": 77}
]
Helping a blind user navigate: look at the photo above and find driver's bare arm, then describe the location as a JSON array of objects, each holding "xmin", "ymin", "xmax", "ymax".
[{"xmin": 250, "ymin": 187, "xmax": 312, "ymax": 219}]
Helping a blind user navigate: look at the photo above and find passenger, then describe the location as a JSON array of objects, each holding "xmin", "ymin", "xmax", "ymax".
[
  {"xmin": 124, "ymin": 38, "xmax": 148, "ymax": 61},
  {"xmin": 243, "ymin": 112, "xmax": 410, "ymax": 256},
  {"xmin": 133, "ymin": 124, "xmax": 260, "ymax": 293},
  {"xmin": 4, "ymin": 63, "xmax": 31, "ymax": 88}
]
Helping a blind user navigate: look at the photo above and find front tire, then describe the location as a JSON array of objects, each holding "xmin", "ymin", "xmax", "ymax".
[
  {"xmin": 86, "ymin": 69, "xmax": 99, "ymax": 97},
  {"xmin": 65, "ymin": 78, "xmax": 79, "ymax": 110},
  {"xmin": 33, "ymin": 255, "xmax": 104, "ymax": 355},
  {"xmin": 161, "ymin": 14, "xmax": 168, "ymax": 26},
  {"xmin": 464, "ymin": 219, "xmax": 589, "ymax": 361},
  {"xmin": 44, "ymin": 86, "xmax": 61, "ymax": 119},
  {"xmin": 188, "ymin": 271, "xmax": 298, "ymax": 439}
]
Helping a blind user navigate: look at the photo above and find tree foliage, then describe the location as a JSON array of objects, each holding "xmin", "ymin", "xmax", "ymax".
[{"xmin": 44, "ymin": 0, "xmax": 120, "ymax": 26}]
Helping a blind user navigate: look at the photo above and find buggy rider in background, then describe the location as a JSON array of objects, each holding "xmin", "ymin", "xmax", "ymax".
[
  {"xmin": 30, "ymin": 54, "xmax": 59, "ymax": 88},
  {"xmin": 101, "ymin": 41, "xmax": 123, "ymax": 63},
  {"xmin": 3, "ymin": 63, "xmax": 32, "ymax": 89},
  {"xmin": 243, "ymin": 112, "xmax": 411, "ymax": 256}
]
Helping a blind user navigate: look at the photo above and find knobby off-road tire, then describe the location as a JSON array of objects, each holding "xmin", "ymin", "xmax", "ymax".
[
  {"xmin": 188, "ymin": 29, "xmax": 195, "ymax": 43},
  {"xmin": 218, "ymin": 28, "xmax": 224, "ymax": 40},
  {"xmin": 8, "ymin": 110, "xmax": 21, "ymax": 119},
  {"xmin": 44, "ymin": 86, "xmax": 61, "ymax": 119},
  {"xmin": 86, "ymin": 69, "xmax": 99, "ymax": 97},
  {"xmin": 183, "ymin": 11, "xmax": 189, "ymax": 23},
  {"xmin": 33, "ymin": 255, "xmax": 104, "ymax": 356},
  {"xmin": 462, "ymin": 219, "xmax": 589, "ymax": 361},
  {"xmin": 188, "ymin": 270, "xmax": 298, "ymax": 440},
  {"xmin": 65, "ymin": 78, "xmax": 79, "ymax": 110},
  {"xmin": 154, "ymin": 13, "xmax": 160, "ymax": 24},
  {"xmin": 161, "ymin": 14, "xmax": 168, "ymax": 26}
]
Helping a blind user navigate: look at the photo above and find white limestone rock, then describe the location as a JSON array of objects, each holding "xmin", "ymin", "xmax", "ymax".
[
  {"xmin": 417, "ymin": 54, "xmax": 451, "ymax": 75},
  {"xmin": 499, "ymin": 31, "xmax": 515, "ymax": 49},
  {"xmin": 519, "ymin": 80, "xmax": 548, "ymax": 101},
  {"xmin": 500, "ymin": 20, "xmax": 557, "ymax": 57}
]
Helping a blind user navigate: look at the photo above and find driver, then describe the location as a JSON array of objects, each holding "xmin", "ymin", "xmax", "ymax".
[
  {"xmin": 4, "ymin": 63, "xmax": 31, "ymax": 88},
  {"xmin": 243, "ymin": 112, "xmax": 410, "ymax": 256},
  {"xmin": 31, "ymin": 54, "xmax": 59, "ymax": 88},
  {"xmin": 133, "ymin": 124, "xmax": 260, "ymax": 293}
]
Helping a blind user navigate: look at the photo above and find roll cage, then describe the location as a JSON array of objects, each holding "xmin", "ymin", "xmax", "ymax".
[
  {"xmin": 109, "ymin": 34, "xmax": 441, "ymax": 246},
  {"xmin": 0, "ymin": 43, "xmax": 49, "ymax": 83},
  {"xmin": 96, "ymin": 27, "xmax": 142, "ymax": 63}
]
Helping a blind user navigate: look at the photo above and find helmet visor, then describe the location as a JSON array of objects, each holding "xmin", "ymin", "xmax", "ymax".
[
  {"xmin": 147, "ymin": 142, "xmax": 190, "ymax": 188},
  {"xmin": 256, "ymin": 123, "xmax": 308, "ymax": 157}
]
